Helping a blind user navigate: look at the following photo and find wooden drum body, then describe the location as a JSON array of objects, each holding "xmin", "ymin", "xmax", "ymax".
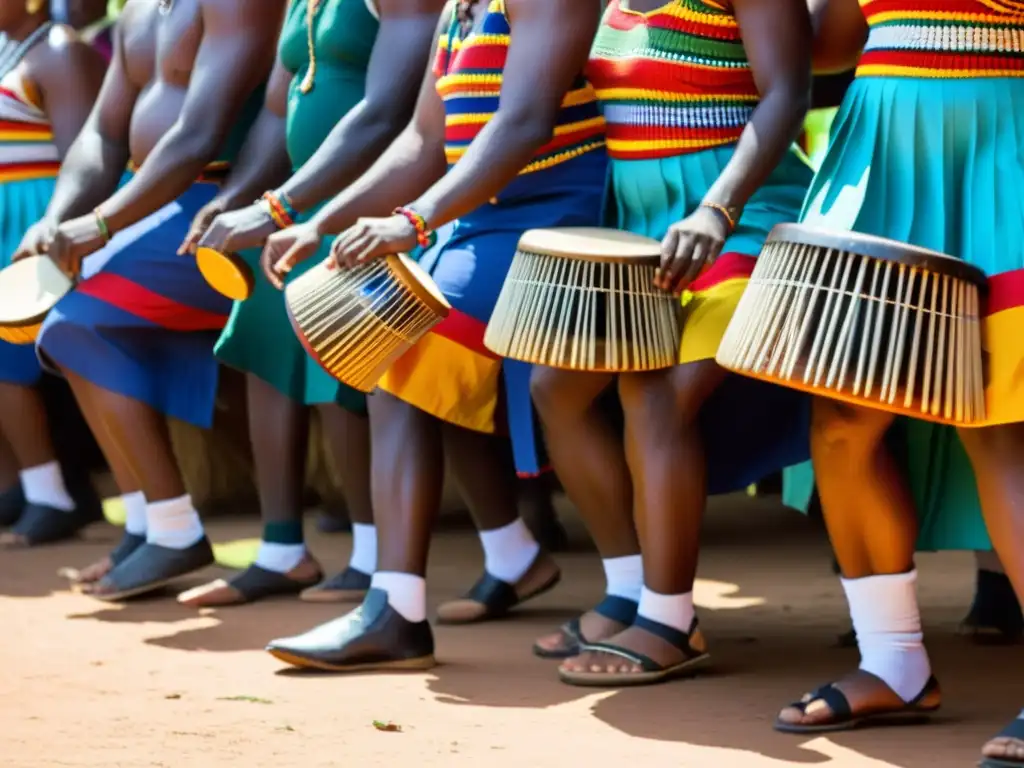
[
  {"xmin": 484, "ymin": 227, "xmax": 682, "ymax": 372},
  {"xmin": 285, "ymin": 253, "xmax": 451, "ymax": 393},
  {"xmin": 196, "ymin": 246, "xmax": 255, "ymax": 301},
  {"xmin": 0, "ymin": 255, "xmax": 73, "ymax": 345},
  {"xmin": 716, "ymin": 224, "xmax": 989, "ymax": 427}
]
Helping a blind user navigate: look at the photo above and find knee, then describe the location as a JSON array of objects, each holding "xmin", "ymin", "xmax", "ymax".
[
  {"xmin": 618, "ymin": 371, "xmax": 679, "ymax": 435},
  {"xmin": 529, "ymin": 366, "xmax": 599, "ymax": 421},
  {"xmin": 959, "ymin": 422, "xmax": 1024, "ymax": 461},
  {"xmin": 811, "ymin": 398, "xmax": 892, "ymax": 456}
]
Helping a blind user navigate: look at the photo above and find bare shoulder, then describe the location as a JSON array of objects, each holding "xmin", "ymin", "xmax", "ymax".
[{"xmin": 27, "ymin": 23, "xmax": 104, "ymax": 77}]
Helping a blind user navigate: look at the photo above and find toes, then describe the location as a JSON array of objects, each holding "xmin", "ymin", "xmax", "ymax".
[
  {"xmin": 0, "ymin": 533, "xmax": 26, "ymax": 548},
  {"xmin": 984, "ymin": 738, "xmax": 1024, "ymax": 760},
  {"xmin": 776, "ymin": 705, "xmax": 809, "ymax": 726}
]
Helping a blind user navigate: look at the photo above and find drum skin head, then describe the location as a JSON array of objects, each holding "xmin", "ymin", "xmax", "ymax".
[
  {"xmin": 517, "ymin": 227, "xmax": 662, "ymax": 264},
  {"xmin": 0, "ymin": 255, "xmax": 72, "ymax": 336},
  {"xmin": 196, "ymin": 247, "xmax": 254, "ymax": 301}
]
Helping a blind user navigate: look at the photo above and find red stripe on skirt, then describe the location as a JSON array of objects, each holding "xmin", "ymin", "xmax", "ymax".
[
  {"xmin": 431, "ymin": 307, "xmax": 501, "ymax": 360},
  {"xmin": 76, "ymin": 272, "xmax": 229, "ymax": 332},
  {"xmin": 984, "ymin": 268, "xmax": 1024, "ymax": 316},
  {"xmin": 689, "ymin": 252, "xmax": 756, "ymax": 292}
]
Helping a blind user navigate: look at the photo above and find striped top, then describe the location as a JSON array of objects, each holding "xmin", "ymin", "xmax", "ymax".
[
  {"xmin": 433, "ymin": 0, "xmax": 606, "ymax": 174},
  {"xmin": 0, "ymin": 71, "xmax": 59, "ymax": 184},
  {"xmin": 857, "ymin": 0, "xmax": 1024, "ymax": 78},
  {"xmin": 586, "ymin": 0, "xmax": 759, "ymax": 161}
]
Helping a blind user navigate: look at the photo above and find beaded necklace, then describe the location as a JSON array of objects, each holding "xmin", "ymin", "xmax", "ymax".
[{"xmin": 299, "ymin": 0, "xmax": 325, "ymax": 93}]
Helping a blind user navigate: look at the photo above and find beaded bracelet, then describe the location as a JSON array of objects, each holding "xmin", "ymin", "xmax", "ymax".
[
  {"xmin": 700, "ymin": 201, "xmax": 738, "ymax": 234},
  {"xmin": 261, "ymin": 191, "xmax": 295, "ymax": 230},
  {"xmin": 272, "ymin": 190, "xmax": 299, "ymax": 223},
  {"xmin": 394, "ymin": 206, "xmax": 435, "ymax": 249},
  {"xmin": 94, "ymin": 208, "xmax": 112, "ymax": 243}
]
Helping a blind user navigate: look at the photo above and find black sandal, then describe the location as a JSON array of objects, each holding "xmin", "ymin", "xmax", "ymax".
[
  {"xmin": 266, "ymin": 588, "xmax": 436, "ymax": 673},
  {"xmin": 558, "ymin": 616, "xmax": 710, "ymax": 687},
  {"xmin": 773, "ymin": 674, "xmax": 941, "ymax": 734},
  {"xmin": 300, "ymin": 566, "xmax": 372, "ymax": 603},
  {"xmin": 179, "ymin": 562, "xmax": 324, "ymax": 607},
  {"xmin": 2, "ymin": 501, "xmax": 103, "ymax": 547},
  {"xmin": 89, "ymin": 537, "xmax": 215, "ymax": 601},
  {"xmin": 533, "ymin": 595, "xmax": 638, "ymax": 659},
  {"xmin": 0, "ymin": 484, "xmax": 25, "ymax": 527},
  {"xmin": 436, "ymin": 552, "xmax": 561, "ymax": 624},
  {"xmin": 980, "ymin": 714, "xmax": 1024, "ymax": 768}
]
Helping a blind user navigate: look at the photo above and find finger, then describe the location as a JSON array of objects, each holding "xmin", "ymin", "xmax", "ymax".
[
  {"xmin": 260, "ymin": 242, "xmax": 284, "ymax": 289},
  {"xmin": 275, "ymin": 242, "xmax": 311, "ymax": 282},
  {"xmin": 333, "ymin": 226, "xmax": 366, "ymax": 261},
  {"xmin": 353, "ymin": 237, "xmax": 384, "ymax": 264},
  {"xmin": 674, "ymin": 240, "xmax": 708, "ymax": 295},
  {"xmin": 662, "ymin": 237, "xmax": 693, "ymax": 292},
  {"xmin": 658, "ymin": 229, "xmax": 680, "ymax": 289},
  {"xmin": 338, "ymin": 233, "xmax": 372, "ymax": 269},
  {"xmin": 180, "ymin": 214, "xmax": 213, "ymax": 255}
]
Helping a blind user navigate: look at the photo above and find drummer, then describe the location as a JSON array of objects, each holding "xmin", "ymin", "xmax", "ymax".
[
  {"xmin": 0, "ymin": 0, "xmax": 107, "ymax": 546},
  {"xmin": 258, "ymin": 0, "xmax": 606, "ymax": 671},
  {"xmin": 773, "ymin": 1, "xmax": 1024, "ymax": 763},
  {"xmin": 172, "ymin": 0, "xmax": 446, "ymax": 608},
  {"xmin": 532, "ymin": 0, "xmax": 814, "ymax": 685},
  {"xmin": 12, "ymin": 0, "xmax": 285, "ymax": 598}
]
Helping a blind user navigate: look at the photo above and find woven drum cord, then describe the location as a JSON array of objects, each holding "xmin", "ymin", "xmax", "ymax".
[
  {"xmin": 717, "ymin": 240, "xmax": 985, "ymax": 426},
  {"xmin": 288, "ymin": 260, "xmax": 441, "ymax": 392},
  {"xmin": 485, "ymin": 247, "xmax": 682, "ymax": 372}
]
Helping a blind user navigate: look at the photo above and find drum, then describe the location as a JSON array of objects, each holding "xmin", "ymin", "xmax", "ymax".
[
  {"xmin": 484, "ymin": 227, "xmax": 682, "ymax": 372},
  {"xmin": 285, "ymin": 254, "xmax": 451, "ymax": 393},
  {"xmin": 716, "ymin": 223, "xmax": 988, "ymax": 427},
  {"xmin": 196, "ymin": 246, "xmax": 254, "ymax": 301},
  {"xmin": 0, "ymin": 255, "xmax": 73, "ymax": 345}
]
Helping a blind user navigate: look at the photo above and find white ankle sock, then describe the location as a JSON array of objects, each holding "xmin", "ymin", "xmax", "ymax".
[
  {"xmin": 975, "ymin": 549, "xmax": 1005, "ymax": 574},
  {"xmin": 348, "ymin": 522, "xmax": 377, "ymax": 575},
  {"xmin": 20, "ymin": 461, "xmax": 75, "ymax": 512},
  {"xmin": 637, "ymin": 586, "xmax": 695, "ymax": 633},
  {"xmin": 122, "ymin": 491, "xmax": 147, "ymax": 536},
  {"xmin": 842, "ymin": 570, "xmax": 931, "ymax": 702},
  {"xmin": 371, "ymin": 571, "xmax": 426, "ymax": 623},
  {"xmin": 255, "ymin": 542, "xmax": 306, "ymax": 573},
  {"xmin": 145, "ymin": 494, "xmax": 204, "ymax": 550},
  {"xmin": 478, "ymin": 517, "xmax": 539, "ymax": 583},
  {"xmin": 602, "ymin": 555, "xmax": 643, "ymax": 602}
]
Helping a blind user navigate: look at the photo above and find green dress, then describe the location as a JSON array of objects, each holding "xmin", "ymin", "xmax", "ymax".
[{"xmin": 214, "ymin": 0, "xmax": 378, "ymax": 411}]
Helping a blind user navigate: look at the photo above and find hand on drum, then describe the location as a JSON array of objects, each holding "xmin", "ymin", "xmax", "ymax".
[
  {"xmin": 260, "ymin": 222, "xmax": 322, "ymax": 290},
  {"xmin": 178, "ymin": 197, "xmax": 229, "ymax": 255},
  {"xmin": 656, "ymin": 206, "xmax": 731, "ymax": 295},
  {"xmin": 47, "ymin": 214, "xmax": 109, "ymax": 278},
  {"xmin": 11, "ymin": 218, "xmax": 58, "ymax": 263},
  {"xmin": 330, "ymin": 214, "xmax": 418, "ymax": 270},
  {"xmin": 193, "ymin": 203, "xmax": 278, "ymax": 257}
]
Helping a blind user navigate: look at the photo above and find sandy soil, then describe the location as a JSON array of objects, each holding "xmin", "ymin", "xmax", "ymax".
[{"xmin": 0, "ymin": 494, "xmax": 1017, "ymax": 768}]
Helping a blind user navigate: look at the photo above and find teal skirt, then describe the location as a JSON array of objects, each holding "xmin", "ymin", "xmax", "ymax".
[
  {"xmin": 0, "ymin": 177, "xmax": 56, "ymax": 386},
  {"xmin": 782, "ymin": 76, "xmax": 1024, "ymax": 551},
  {"xmin": 609, "ymin": 146, "xmax": 815, "ymax": 493}
]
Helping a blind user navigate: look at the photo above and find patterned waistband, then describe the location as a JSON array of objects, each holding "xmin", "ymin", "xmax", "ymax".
[
  {"xmin": 857, "ymin": 21, "xmax": 1024, "ymax": 78},
  {"xmin": 600, "ymin": 98, "xmax": 755, "ymax": 160},
  {"xmin": 0, "ymin": 160, "xmax": 59, "ymax": 183}
]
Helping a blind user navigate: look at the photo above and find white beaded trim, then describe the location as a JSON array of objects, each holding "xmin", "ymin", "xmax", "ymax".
[{"xmin": 864, "ymin": 23, "xmax": 1024, "ymax": 54}]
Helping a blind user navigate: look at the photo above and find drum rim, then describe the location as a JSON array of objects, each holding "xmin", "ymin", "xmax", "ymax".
[
  {"xmin": 195, "ymin": 246, "xmax": 254, "ymax": 301},
  {"xmin": 517, "ymin": 227, "xmax": 662, "ymax": 264},
  {"xmin": 767, "ymin": 223, "xmax": 989, "ymax": 287},
  {"xmin": 0, "ymin": 254, "xmax": 72, "ymax": 327},
  {"xmin": 387, "ymin": 253, "xmax": 451, "ymax": 318}
]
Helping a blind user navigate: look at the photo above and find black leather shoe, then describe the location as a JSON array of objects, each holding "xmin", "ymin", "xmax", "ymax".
[{"xmin": 266, "ymin": 588, "xmax": 436, "ymax": 672}]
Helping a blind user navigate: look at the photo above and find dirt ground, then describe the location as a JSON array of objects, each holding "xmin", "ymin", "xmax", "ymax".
[{"xmin": 0, "ymin": 493, "xmax": 1018, "ymax": 768}]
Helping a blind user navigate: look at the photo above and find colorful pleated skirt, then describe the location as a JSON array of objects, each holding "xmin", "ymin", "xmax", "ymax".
[
  {"xmin": 781, "ymin": 76, "xmax": 1024, "ymax": 551},
  {"xmin": 0, "ymin": 177, "xmax": 56, "ymax": 386},
  {"xmin": 377, "ymin": 152, "xmax": 608, "ymax": 477},
  {"xmin": 609, "ymin": 145, "xmax": 814, "ymax": 494},
  {"xmin": 213, "ymin": 208, "xmax": 366, "ymax": 414},
  {"xmin": 37, "ymin": 182, "xmax": 233, "ymax": 428}
]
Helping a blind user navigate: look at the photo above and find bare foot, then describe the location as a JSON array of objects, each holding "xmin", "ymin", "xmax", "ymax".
[
  {"xmin": 981, "ymin": 715, "xmax": 1024, "ymax": 765},
  {"xmin": 534, "ymin": 610, "xmax": 629, "ymax": 656},
  {"xmin": 559, "ymin": 623, "xmax": 707, "ymax": 676},
  {"xmin": 178, "ymin": 555, "xmax": 323, "ymax": 607},
  {"xmin": 60, "ymin": 555, "xmax": 115, "ymax": 587},
  {"xmin": 775, "ymin": 670, "xmax": 941, "ymax": 732},
  {"xmin": 436, "ymin": 553, "xmax": 561, "ymax": 624}
]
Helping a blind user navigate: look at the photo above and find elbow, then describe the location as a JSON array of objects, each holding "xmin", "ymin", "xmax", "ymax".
[
  {"xmin": 165, "ymin": 124, "xmax": 226, "ymax": 168},
  {"xmin": 360, "ymin": 99, "xmax": 416, "ymax": 137},
  {"xmin": 765, "ymin": 80, "xmax": 813, "ymax": 127},
  {"xmin": 496, "ymin": 109, "xmax": 558, "ymax": 153}
]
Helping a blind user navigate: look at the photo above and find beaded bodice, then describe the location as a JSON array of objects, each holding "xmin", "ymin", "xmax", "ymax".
[
  {"xmin": 586, "ymin": 0, "xmax": 758, "ymax": 161},
  {"xmin": 857, "ymin": 0, "xmax": 1024, "ymax": 78}
]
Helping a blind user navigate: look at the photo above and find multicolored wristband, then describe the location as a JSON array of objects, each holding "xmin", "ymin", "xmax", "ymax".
[
  {"xmin": 261, "ymin": 190, "xmax": 296, "ymax": 230},
  {"xmin": 94, "ymin": 208, "xmax": 112, "ymax": 243},
  {"xmin": 700, "ymin": 201, "xmax": 738, "ymax": 234},
  {"xmin": 393, "ymin": 206, "xmax": 436, "ymax": 250}
]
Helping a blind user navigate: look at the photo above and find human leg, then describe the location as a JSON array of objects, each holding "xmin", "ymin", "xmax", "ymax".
[
  {"xmin": 775, "ymin": 400, "xmax": 939, "ymax": 733},
  {"xmin": 530, "ymin": 367, "xmax": 641, "ymax": 657}
]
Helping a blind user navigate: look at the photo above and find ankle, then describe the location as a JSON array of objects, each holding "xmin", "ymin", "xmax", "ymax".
[
  {"xmin": 371, "ymin": 571, "xmax": 427, "ymax": 623},
  {"xmin": 478, "ymin": 517, "xmax": 540, "ymax": 583}
]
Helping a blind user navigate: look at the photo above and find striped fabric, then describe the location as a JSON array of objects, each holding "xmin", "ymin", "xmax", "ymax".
[
  {"xmin": 586, "ymin": 0, "xmax": 758, "ymax": 160},
  {"xmin": 0, "ymin": 72, "xmax": 59, "ymax": 183},
  {"xmin": 857, "ymin": 0, "xmax": 1024, "ymax": 78},
  {"xmin": 433, "ymin": 0, "xmax": 606, "ymax": 173}
]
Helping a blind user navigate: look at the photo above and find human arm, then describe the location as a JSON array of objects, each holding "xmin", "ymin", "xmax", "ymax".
[
  {"xmin": 808, "ymin": 0, "xmax": 868, "ymax": 75},
  {"xmin": 258, "ymin": 1, "xmax": 454, "ymax": 285},
  {"xmin": 657, "ymin": 0, "xmax": 812, "ymax": 292},
  {"xmin": 179, "ymin": 56, "xmax": 293, "ymax": 254}
]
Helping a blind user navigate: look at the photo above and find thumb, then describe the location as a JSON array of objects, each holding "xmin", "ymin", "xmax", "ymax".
[{"xmin": 179, "ymin": 214, "xmax": 209, "ymax": 256}]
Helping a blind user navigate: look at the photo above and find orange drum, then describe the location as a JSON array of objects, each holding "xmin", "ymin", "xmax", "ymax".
[
  {"xmin": 285, "ymin": 254, "xmax": 450, "ymax": 393},
  {"xmin": 0, "ymin": 255, "xmax": 73, "ymax": 344},
  {"xmin": 196, "ymin": 246, "xmax": 254, "ymax": 301}
]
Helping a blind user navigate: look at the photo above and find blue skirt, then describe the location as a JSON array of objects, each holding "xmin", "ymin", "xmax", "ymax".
[{"xmin": 782, "ymin": 76, "xmax": 1024, "ymax": 551}]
